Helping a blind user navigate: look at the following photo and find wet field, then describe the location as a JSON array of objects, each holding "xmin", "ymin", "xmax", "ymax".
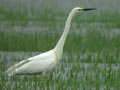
[{"xmin": 0, "ymin": 0, "xmax": 120, "ymax": 89}]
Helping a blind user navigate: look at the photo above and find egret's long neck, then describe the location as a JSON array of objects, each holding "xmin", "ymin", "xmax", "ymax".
[{"xmin": 54, "ymin": 11, "xmax": 76, "ymax": 60}]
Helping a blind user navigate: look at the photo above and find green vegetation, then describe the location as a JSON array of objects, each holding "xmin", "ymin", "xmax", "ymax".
[{"xmin": 0, "ymin": 3, "xmax": 120, "ymax": 90}]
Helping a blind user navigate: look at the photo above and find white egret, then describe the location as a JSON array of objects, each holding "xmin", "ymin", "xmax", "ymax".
[{"xmin": 7, "ymin": 7, "xmax": 95, "ymax": 76}]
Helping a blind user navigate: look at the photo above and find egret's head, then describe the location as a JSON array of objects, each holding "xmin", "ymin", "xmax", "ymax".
[{"xmin": 72, "ymin": 7, "xmax": 96, "ymax": 14}]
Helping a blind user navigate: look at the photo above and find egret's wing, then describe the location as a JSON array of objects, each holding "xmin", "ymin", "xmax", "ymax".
[
  {"xmin": 7, "ymin": 50, "xmax": 56, "ymax": 76},
  {"xmin": 7, "ymin": 59, "xmax": 31, "ymax": 76},
  {"xmin": 7, "ymin": 52, "xmax": 47, "ymax": 76},
  {"xmin": 16, "ymin": 54, "xmax": 57, "ymax": 75}
]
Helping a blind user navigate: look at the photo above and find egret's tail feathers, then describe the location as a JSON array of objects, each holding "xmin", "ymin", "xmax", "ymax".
[{"xmin": 7, "ymin": 60, "xmax": 30, "ymax": 76}]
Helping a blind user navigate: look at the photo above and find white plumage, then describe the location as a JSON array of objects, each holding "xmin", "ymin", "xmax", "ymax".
[
  {"xmin": 7, "ymin": 7, "xmax": 95, "ymax": 76},
  {"xmin": 7, "ymin": 50, "xmax": 57, "ymax": 76}
]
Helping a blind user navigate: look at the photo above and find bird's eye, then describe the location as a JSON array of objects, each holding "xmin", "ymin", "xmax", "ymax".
[{"xmin": 78, "ymin": 9, "xmax": 82, "ymax": 11}]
